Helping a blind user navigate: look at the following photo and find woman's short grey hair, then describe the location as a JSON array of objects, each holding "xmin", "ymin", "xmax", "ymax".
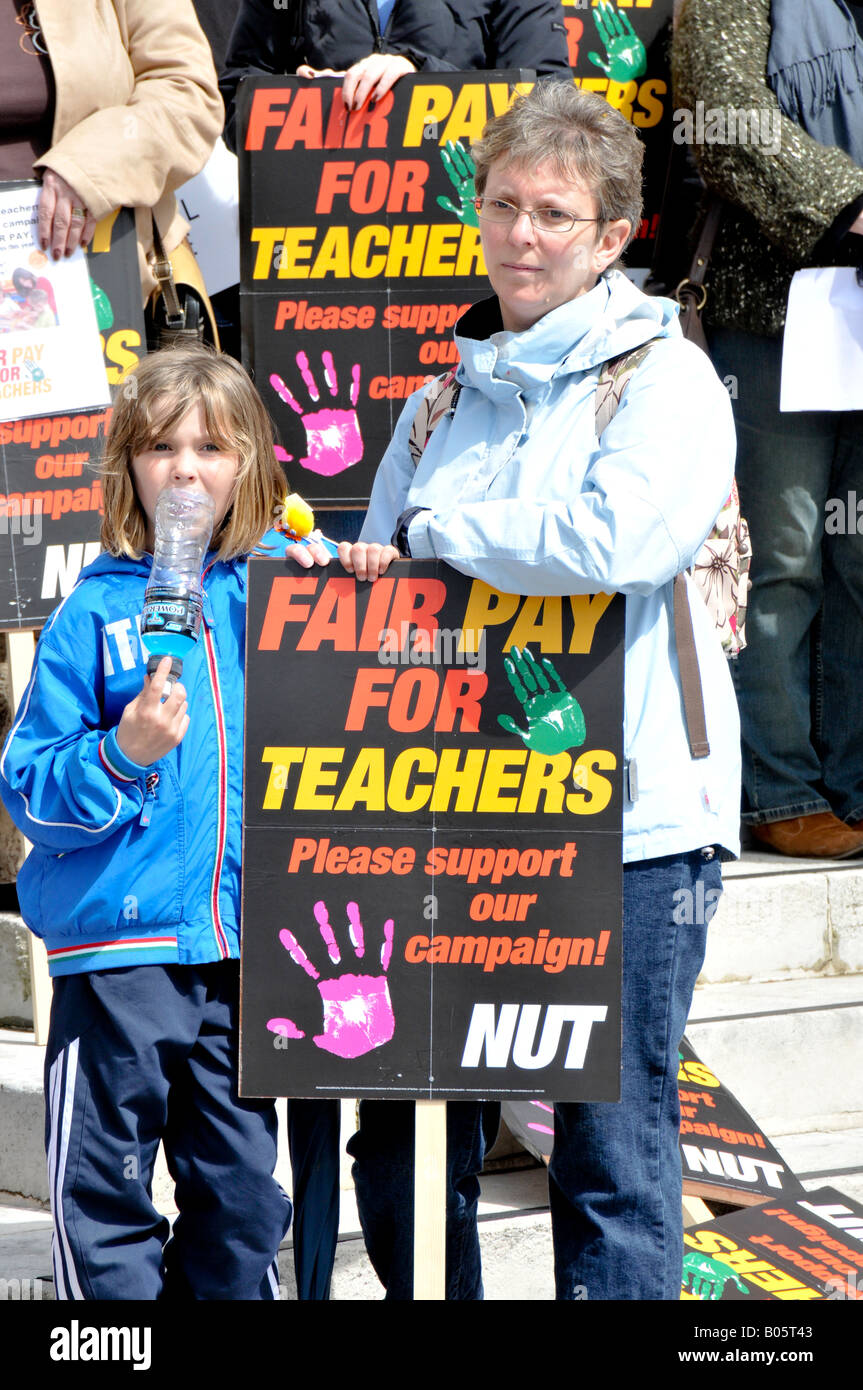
[{"xmin": 472, "ymin": 81, "xmax": 644, "ymax": 248}]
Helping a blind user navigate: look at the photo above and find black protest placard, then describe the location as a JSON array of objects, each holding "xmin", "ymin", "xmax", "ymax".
[
  {"xmin": 565, "ymin": 0, "xmax": 676, "ymax": 269},
  {"xmin": 238, "ymin": 72, "xmax": 529, "ymax": 506},
  {"xmin": 682, "ymin": 1187, "xmax": 863, "ymax": 1302},
  {"xmin": 237, "ymin": 31, "xmax": 677, "ymax": 507},
  {"xmin": 0, "ymin": 205, "xmax": 144, "ymax": 629},
  {"xmin": 678, "ymin": 1036, "xmax": 803, "ymax": 1205},
  {"xmin": 240, "ymin": 559, "xmax": 624, "ymax": 1101}
]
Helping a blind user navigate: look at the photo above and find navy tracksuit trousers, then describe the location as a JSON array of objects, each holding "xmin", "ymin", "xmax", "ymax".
[{"xmin": 45, "ymin": 961, "xmax": 291, "ymax": 1300}]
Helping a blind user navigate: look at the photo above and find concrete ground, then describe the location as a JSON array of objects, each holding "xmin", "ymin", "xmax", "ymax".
[
  {"xmin": 0, "ymin": 1162, "xmax": 555, "ymax": 1302},
  {"xmin": 3, "ymin": 1132, "xmax": 861, "ymax": 1302}
]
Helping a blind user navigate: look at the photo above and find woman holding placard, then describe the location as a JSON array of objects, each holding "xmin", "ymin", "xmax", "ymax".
[{"xmin": 296, "ymin": 80, "xmax": 740, "ymax": 1300}]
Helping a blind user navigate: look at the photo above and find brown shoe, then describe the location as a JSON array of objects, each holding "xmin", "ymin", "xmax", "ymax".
[{"xmin": 750, "ymin": 812, "xmax": 863, "ymax": 859}]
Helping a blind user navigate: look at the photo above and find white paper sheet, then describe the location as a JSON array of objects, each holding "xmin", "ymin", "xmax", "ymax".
[
  {"xmin": 780, "ymin": 266, "xmax": 863, "ymax": 412},
  {"xmin": 0, "ymin": 184, "xmax": 111, "ymax": 423},
  {"xmin": 175, "ymin": 139, "xmax": 240, "ymax": 297}
]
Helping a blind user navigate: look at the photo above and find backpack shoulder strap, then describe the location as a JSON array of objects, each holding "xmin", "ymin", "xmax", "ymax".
[
  {"xmin": 673, "ymin": 574, "xmax": 711, "ymax": 759},
  {"xmin": 595, "ymin": 338, "xmax": 710, "ymax": 760},
  {"xmin": 594, "ymin": 340, "xmax": 656, "ymax": 438},
  {"xmin": 408, "ymin": 369, "xmax": 461, "ymax": 467}
]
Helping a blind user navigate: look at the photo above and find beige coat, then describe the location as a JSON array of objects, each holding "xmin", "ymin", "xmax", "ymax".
[{"xmin": 33, "ymin": 0, "xmax": 223, "ymax": 302}]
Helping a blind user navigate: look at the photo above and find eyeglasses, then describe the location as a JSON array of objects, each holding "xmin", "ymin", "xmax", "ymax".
[{"xmin": 474, "ymin": 197, "xmax": 599, "ymax": 234}]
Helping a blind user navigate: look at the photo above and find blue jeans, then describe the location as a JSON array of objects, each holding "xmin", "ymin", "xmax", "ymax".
[
  {"xmin": 550, "ymin": 850, "xmax": 718, "ymax": 1300},
  {"xmin": 708, "ymin": 328, "xmax": 863, "ymax": 824},
  {"xmin": 348, "ymin": 850, "xmax": 719, "ymax": 1300}
]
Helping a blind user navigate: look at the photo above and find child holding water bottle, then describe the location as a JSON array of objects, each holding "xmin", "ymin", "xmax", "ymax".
[{"xmin": 0, "ymin": 346, "xmax": 324, "ymax": 1299}]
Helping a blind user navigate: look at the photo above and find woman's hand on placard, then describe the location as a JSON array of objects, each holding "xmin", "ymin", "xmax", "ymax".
[
  {"xmin": 296, "ymin": 53, "xmax": 416, "ymax": 110},
  {"xmin": 337, "ymin": 541, "xmax": 399, "ymax": 581},
  {"xmin": 341, "ymin": 53, "xmax": 415, "ymax": 110},
  {"xmin": 38, "ymin": 170, "xmax": 97, "ymax": 260}
]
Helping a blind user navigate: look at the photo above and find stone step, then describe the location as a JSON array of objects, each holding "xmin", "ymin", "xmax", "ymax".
[
  {"xmin": 0, "ymin": 1169, "xmax": 556, "ymax": 1301},
  {"xmin": 701, "ymin": 852, "xmax": 863, "ymax": 985},
  {"xmin": 687, "ymin": 973, "xmax": 863, "ymax": 1134},
  {"xmin": 0, "ymin": 1028, "xmax": 44, "ymax": 1202},
  {"xmin": 0, "ymin": 915, "xmax": 31, "ymax": 1029},
  {"xmin": 4, "ymin": 1143, "xmax": 861, "ymax": 1301},
  {"xmin": 774, "ymin": 1127, "xmax": 863, "ymax": 1208}
]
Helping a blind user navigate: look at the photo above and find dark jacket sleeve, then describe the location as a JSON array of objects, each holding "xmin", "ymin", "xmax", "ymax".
[
  {"xmin": 447, "ymin": 0, "xmax": 571, "ymax": 75},
  {"xmin": 221, "ymin": 0, "xmax": 302, "ymax": 153}
]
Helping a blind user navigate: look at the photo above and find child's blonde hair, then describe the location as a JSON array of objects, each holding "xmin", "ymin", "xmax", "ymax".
[{"xmin": 101, "ymin": 345, "xmax": 285, "ymax": 561}]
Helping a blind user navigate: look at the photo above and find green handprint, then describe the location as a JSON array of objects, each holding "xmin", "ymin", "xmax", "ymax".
[
  {"xmin": 498, "ymin": 646, "xmax": 586, "ymax": 756},
  {"xmin": 437, "ymin": 140, "xmax": 478, "ymax": 228},
  {"xmin": 589, "ymin": 0, "xmax": 647, "ymax": 83},
  {"xmin": 681, "ymin": 1252, "xmax": 750, "ymax": 1301},
  {"xmin": 89, "ymin": 275, "xmax": 114, "ymax": 331}
]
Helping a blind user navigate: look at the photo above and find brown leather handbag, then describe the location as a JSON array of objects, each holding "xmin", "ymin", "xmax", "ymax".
[{"xmin": 146, "ymin": 218, "xmax": 219, "ymax": 350}]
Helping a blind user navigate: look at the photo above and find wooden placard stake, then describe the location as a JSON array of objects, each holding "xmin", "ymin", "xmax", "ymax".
[{"xmin": 414, "ymin": 1099, "xmax": 447, "ymax": 1300}]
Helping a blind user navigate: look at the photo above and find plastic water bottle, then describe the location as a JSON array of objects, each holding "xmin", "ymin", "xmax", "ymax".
[{"xmin": 141, "ymin": 487, "xmax": 215, "ymax": 686}]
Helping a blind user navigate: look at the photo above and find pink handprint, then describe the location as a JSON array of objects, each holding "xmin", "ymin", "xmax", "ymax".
[
  {"xmin": 271, "ymin": 351, "xmax": 363, "ymax": 477},
  {"xmin": 267, "ymin": 900, "xmax": 395, "ymax": 1059},
  {"xmin": 527, "ymin": 1099, "xmax": 555, "ymax": 1138}
]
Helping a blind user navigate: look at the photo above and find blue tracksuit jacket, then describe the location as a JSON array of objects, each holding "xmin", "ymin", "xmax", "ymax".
[{"xmin": 0, "ymin": 530, "xmax": 288, "ymax": 976}]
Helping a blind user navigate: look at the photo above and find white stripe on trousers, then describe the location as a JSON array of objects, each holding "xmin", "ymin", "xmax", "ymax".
[{"xmin": 47, "ymin": 1039, "xmax": 84, "ymax": 1300}]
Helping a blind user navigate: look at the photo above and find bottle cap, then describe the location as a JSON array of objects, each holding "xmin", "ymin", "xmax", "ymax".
[{"xmin": 146, "ymin": 654, "xmax": 184, "ymax": 690}]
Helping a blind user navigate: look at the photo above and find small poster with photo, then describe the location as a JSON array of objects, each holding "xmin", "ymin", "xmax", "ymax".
[{"xmin": 0, "ymin": 182, "xmax": 110, "ymax": 423}]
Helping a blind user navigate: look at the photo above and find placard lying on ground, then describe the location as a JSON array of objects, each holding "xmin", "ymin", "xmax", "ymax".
[
  {"xmin": 681, "ymin": 1187, "xmax": 863, "ymax": 1301},
  {"xmin": 240, "ymin": 559, "xmax": 624, "ymax": 1101},
  {"xmin": 503, "ymin": 1038, "xmax": 802, "ymax": 1204},
  {"xmin": 677, "ymin": 1036, "xmax": 803, "ymax": 1205},
  {"xmin": 0, "ymin": 202, "xmax": 144, "ymax": 628}
]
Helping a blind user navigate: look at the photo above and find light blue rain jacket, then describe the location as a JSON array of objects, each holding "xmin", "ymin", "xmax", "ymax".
[{"xmin": 362, "ymin": 270, "xmax": 741, "ymax": 863}]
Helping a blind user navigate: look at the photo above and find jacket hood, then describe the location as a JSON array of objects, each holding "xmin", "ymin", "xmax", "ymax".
[
  {"xmin": 455, "ymin": 270, "xmax": 682, "ymax": 396},
  {"xmin": 76, "ymin": 550, "xmax": 151, "ymax": 583}
]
